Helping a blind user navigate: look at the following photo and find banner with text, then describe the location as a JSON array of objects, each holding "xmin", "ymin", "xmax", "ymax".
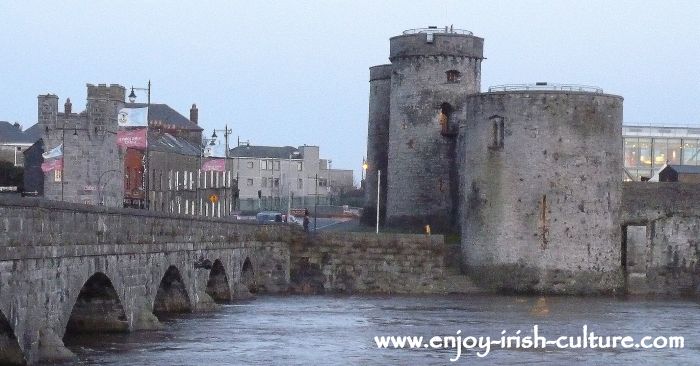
[
  {"xmin": 41, "ymin": 157, "xmax": 63, "ymax": 173},
  {"xmin": 117, "ymin": 128, "xmax": 148, "ymax": 150},
  {"xmin": 202, "ymin": 158, "xmax": 226, "ymax": 172},
  {"xmin": 118, "ymin": 107, "xmax": 149, "ymax": 127}
]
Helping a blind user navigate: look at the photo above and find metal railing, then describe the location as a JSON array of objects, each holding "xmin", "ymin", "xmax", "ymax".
[
  {"xmin": 402, "ymin": 26, "xmax": 473, "ymax": 36},
  {"xmin": 488, "ymin": 83, "xmax": 604, "ymax": 93}
]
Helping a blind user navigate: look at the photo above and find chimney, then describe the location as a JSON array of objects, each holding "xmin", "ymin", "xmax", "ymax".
[
  {"xmin": 64, "ymin": 98, "xmax": 72, "ymax": 114},
  {"xmin": 190, "ymin": 103, "xmax": 198, "ymax": 124},
  {"xmin": 13, "ymin": 122, "xmax": 21, "ymax": 130}
]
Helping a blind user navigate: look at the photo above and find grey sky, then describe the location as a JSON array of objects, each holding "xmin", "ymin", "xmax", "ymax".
[{"xmin": 1, "ymin": 1, "xmax": 698, "ymax": 182}]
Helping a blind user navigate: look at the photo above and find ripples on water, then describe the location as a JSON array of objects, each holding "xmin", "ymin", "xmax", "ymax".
[{"xmin": 63, "ymin": 295, "xmax": 700, "ymax": 365}]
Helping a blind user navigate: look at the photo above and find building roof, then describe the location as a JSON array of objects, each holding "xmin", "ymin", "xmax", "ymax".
[
  {"xmin": 125, "ymin": 103, "xmax": 202, "ymax": 132},
  {"xmin": 229, "ymin": 145, "xmax": 300, "ymax": 159},
  {"xmin": 666, "ymin": 165, "xmax": 700, "ymax": 174},
  {"xmin": 0, "ymin": 121, "xmax": 37, "ymax": 144},
  {"xmin": 148, "ymin": 131, "xmax": 202, "ymax": 156}
]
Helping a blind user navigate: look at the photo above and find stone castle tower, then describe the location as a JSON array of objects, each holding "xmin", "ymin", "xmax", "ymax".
[
  {"xmin": 365, "ymin": 26, "xmax": 484, "ymax": 231},
  {"xmin": 38, "ymin": 84, "xmax": 125, "ymax": 206},
  {"xmin": 365, "ymin": 27, "xmax": 625, "ymax": 294}
]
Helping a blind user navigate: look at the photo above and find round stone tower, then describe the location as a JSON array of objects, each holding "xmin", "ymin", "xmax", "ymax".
[
  {"xmin": 461, "ymin": 84, "xmax": 624, "ymax": 294},
  {"xmin": 385, "ymin": 27, "xmax": 484, "ymax": 231},
  {"xmin": 364, "ymin": 64, "xmax": 392, "ymax": 222}
]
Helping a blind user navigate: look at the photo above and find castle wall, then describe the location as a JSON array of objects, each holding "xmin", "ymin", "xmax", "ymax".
[
  {"xmin": 385, "ymin": 32, "xmax": 483, "ymax": 231},
  {"xmin": 622, "ymin": 182, "xmax": 700, "ymax": 296},
  {"xmin": 364, "ymin": 64, "xmax": 391, "ymax": 220},
  {"xmin": 461, "ymin": 91, "xmax": 624, "ymax": 294}
]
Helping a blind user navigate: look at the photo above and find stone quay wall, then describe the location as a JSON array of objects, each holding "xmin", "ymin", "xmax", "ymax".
[{"xmin": 289, "ymin": 231, "xmax": 476, "ymax": 294}]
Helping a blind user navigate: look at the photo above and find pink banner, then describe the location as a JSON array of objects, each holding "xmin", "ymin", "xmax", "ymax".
[
  {"xmin": 41, "ymin": 158, "xmax": 63, "ymax": 173},
  {"xmin": 117, "ymin": 128, "xmax": 148, "ymax": 150},
  {"xmin": 202, "ymin": 158, "xmax": 226, "ymax": 172}
]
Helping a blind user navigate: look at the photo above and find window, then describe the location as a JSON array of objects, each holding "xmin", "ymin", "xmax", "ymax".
[
  {"xmin": 297, "ymin": 178, "xmax": 303, "ymax": 189},
  {"xmin": 638, "ymin": 138, "xmax": 651, "ymax": 167},
  {"xmin": 274, "ymin": 161, "xmax": 280, "ymax": 171},
  {"xmin": 319, "ymin": 178, "xmax": 328, "ymax": 187},
  {"xmin": 439, "ymin": 103, "xmax": 453, "ymax": 135},
  {"xmin": 54, "ymin": 170, "xmax": 62, "ymax": 182},
  {"xmin": 624, "ymin": 138, "xmax": 639, "ymax": 168},
  {"xmin": 489, "ymin": 115, "xmax": 504, "ymax": 149},
  {"xmin": 261, "ymin": 160, "xmax": 267, "ymax": 170},
  {"xmin": 247, "ymin": 178, "xmax": 254, "ymax": 186},
  {"xmin": 297, "ymin": 162, "xmax": 303, "ymax": 171},
  {"xmin": 446, "ymin": 70, "xmax": 461, "ymax": 83},
  {"xmin": 247, "ymin": 161, "xmax": 254, "ymax": 169},
  {"xmin": 683, "ymin": 139, "xmax": 699, "ymax": 165},
  {"xmin": 273, "ymin": 178, "xmax": 279, "ymax": 187}
]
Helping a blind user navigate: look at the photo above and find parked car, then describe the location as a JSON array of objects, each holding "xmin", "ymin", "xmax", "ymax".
[
  {"xmin": 256, "ymin": 211, "xmax": 283, "ymax": 223},
  {"xmin": 287, "ymin": 214, "xmax": 303, "ymax": 226}
]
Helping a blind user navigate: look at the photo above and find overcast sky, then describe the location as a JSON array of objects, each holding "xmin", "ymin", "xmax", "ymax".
[{"xmin": 1, "ymin": 1, "xmax": 698, "ymax": 182}]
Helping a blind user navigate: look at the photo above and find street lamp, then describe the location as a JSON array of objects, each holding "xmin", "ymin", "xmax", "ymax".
[
  {"xmin": 210, "ymin": 125, "xmax": 234, "ymax": 215},
  {"xmin": 128, "ymin": 81, "xmax": 152, "ymax": 209},
  {"xmin": 199, "ymin": 136, "xmax": 218, "ymax": 216}
]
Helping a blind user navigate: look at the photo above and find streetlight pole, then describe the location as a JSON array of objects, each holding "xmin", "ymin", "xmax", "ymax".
[
  {"xmin": 211, "ymin": 125, "xmax": 233, "ymax": 216},
  {"xmin": 128, "ymin": 81, "xmax": 151, "ymax": 209}
]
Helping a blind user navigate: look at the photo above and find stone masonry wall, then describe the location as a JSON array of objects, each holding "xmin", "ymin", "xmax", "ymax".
[
  {"xmin": 622, "ymin": 182, "xmax": 700, "ymax": 296},
  {"xmin": 462, "ymin": 91, "xmax": 624, "ymax": 295},
  {"xmin": 0, "ymin": 195, "xmax": 290, "ymax": 364},
  {"xmin": 288, "ymin": 232, "xmax": 475, "ymax": 294}
]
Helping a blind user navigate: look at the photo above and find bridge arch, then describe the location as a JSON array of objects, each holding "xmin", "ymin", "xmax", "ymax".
[
  {"xmin": 64, "ymin": 272, "xmax": 129, "ymax": 337},
  {"xmin": 241, "ymin": 257, "xmax": 257, "ymax": 293},
  {"xmin": 206, "ymin": 259, "xmax": 232, "ymax": 302},
  {"xmin": 153, "ymin": 265, "xmax": 192, "ymax": 318},
  {"xmin": 0, "ymin": 310, "xmax": 26, "ymax": 365}
]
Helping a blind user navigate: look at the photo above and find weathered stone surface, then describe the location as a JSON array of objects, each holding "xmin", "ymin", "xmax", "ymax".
[
  {"xmin": 462, "ymin": 91, "xmax": 624, "ymax": 294},
  {"xmin": 289, "ymin": 232, "xmax": 478, "ymax": 294},
  {"xmin": 0, "ymin": 196, "xmax": 290, "ymax": 364}
]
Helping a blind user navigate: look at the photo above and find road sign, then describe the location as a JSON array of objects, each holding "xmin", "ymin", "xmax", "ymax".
[{"xmin": 209, "ymin": 194, "xmax": 218, "ymax": 204}]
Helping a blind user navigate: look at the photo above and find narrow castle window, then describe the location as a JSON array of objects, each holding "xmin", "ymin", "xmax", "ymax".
[
  {"xmin": 446, "ymin": 70, "xmax": 461, "ymax": 83},
  {"xmin": 439, "ymin": 103, "xmax": 453, "ymax": 135},
  {"xmin": 489, "ymin": 115, "xmax": 505, "ymax": 149}
]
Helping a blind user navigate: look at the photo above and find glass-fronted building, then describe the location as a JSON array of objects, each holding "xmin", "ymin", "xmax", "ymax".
[{"xmin": 623, "ymin": 125, "xmax": 700, "ymax": 181}]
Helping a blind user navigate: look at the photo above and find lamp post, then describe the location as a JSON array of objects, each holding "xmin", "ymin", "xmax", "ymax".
[
  {"xmin": 200, "ymin": 136, "xmax": 217, "ymax": 216},
  {"xmin": 128, "ymin": 81, "xmax": 151, "ymax": 209},
  {"xmin": 210, "ymin": 125, "xmax": 233, "ymax": 215},
  {"xmin": 327, "ymin": 159, "xmax": 332, "ymax": 206},
  {"xmin": 362, "ymin": 157, "xmax": 368, "ymax": 191}
]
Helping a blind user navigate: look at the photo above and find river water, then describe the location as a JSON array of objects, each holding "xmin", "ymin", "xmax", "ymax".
[{"xmin": 63, "ymin": 295, "xmax": 700, "ymax": 365}]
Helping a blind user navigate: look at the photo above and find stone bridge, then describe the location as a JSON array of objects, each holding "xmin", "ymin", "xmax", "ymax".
[{"xmin": 0, "ymin": 196, "xmax": 290, "ymax": 365}]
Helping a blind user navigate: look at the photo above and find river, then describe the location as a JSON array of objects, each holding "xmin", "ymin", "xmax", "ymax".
[{"xmin": 62, "ymin": 295, "xmax": 700, "ymax": 365}]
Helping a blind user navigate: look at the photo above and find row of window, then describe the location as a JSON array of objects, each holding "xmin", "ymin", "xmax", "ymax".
[
  {"xmin": 624, "ymin": 137, "xmax": 700, "ymax": 168},
  {"xmin": 246, "ymin": 160, "xmax": 303, "ymax": 171}
]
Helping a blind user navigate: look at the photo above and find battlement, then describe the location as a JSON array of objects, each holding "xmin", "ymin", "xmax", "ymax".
[
  {"xmin": 390, "ymin": 25, "xmax": 483, "ymax": 60},
  {"xmin": 86, "ymin": 83, "xmax": 126, "ymax": 101},
  {"xmin": 402, "ymin": 26, "xmax": 473, "ymax": 36}
]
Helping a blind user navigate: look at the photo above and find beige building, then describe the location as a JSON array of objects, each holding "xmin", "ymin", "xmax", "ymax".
[{"xmin": 229, "ymin": 144, "xmax": 354, "ymax": 212}]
